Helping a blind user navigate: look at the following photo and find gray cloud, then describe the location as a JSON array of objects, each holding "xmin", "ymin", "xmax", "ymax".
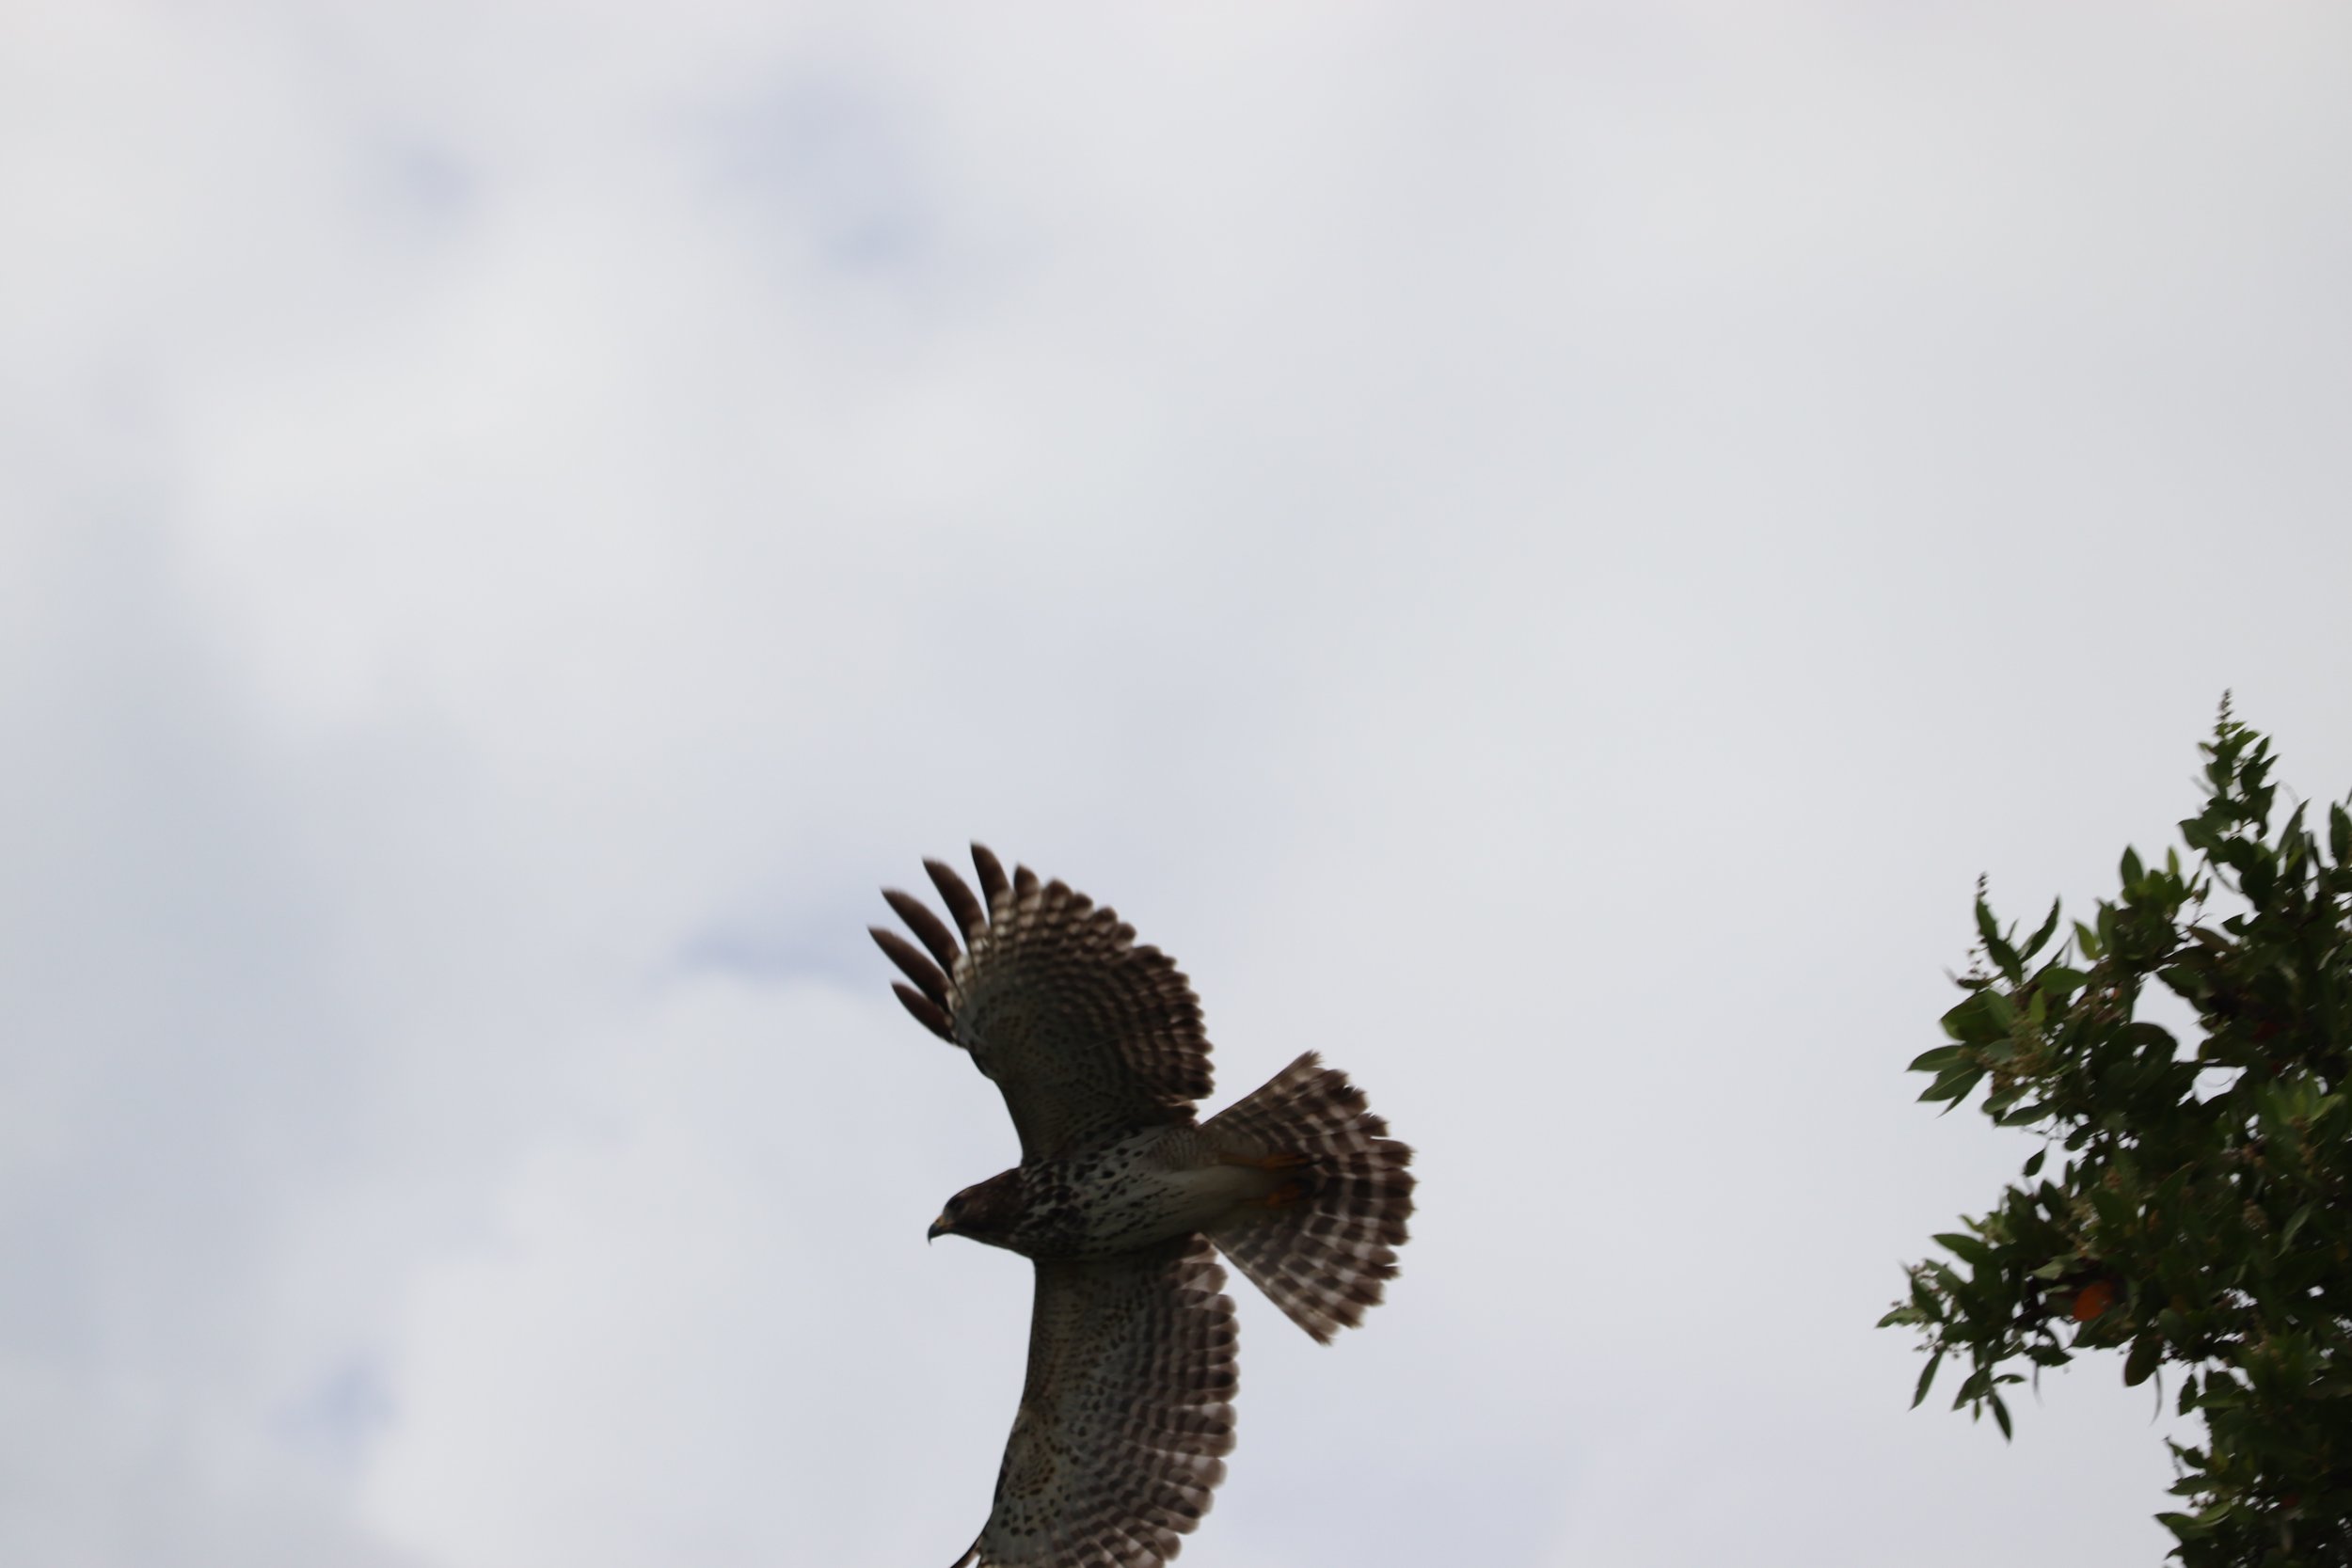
[{"xmin": 5, "ymin": 2, "xmax": 2349, "ymax": 1565}]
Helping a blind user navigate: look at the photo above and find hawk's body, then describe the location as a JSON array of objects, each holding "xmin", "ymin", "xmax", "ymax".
[
  {"xmin": 954, "ymin": 1129, "xmax": 1279, "ymax": 1261},
  {"xmin": 872, "ymin": 847, "xmax": 1415, "ymax": 1568}
]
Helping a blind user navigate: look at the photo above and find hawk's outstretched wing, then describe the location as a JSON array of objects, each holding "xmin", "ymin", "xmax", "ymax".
[
  {"xmin": 872, "ymin": 845, "xmax": 1212, "ymax": 1161},
  {"xmin": 951, "ymin": 1237, "xmax": 1238, "ymax": 1568}
]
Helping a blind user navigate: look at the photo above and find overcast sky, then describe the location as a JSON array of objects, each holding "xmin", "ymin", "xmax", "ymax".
[{"xmin": 5, "ymin": 3, "xmax": 2351, "ymax": 1566}]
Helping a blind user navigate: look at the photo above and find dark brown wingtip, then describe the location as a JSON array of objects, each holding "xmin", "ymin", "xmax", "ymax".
[
  {"xmin": 924, "ymin": 858, "xmax": 987, "ymax": 942},
  {"xmin": 870, "ymin": 927, "xmax": 950, "ymax": 1008},
  {"xmin": 892, "ymin": 981, "xmax": 955, "ymax": 1041},
  {"xmin": 882, "ymin": 888, "xmax": 961, "ymax": 973},
  {"xmin": 1011, "ymin": 863, "xmax": 1039, "ymax": 898},
  {"xmin": 969, "ymin": 844, "xmax": 1009, "ymax": 907}
]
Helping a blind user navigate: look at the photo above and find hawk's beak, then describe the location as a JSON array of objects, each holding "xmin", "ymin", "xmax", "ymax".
[{"xmin": 928, "ymin": 1214, "xmax": 951, "ymax": 1243}]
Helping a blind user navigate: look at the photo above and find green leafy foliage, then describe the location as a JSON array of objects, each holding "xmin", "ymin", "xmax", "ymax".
[{"xmin": 1883, "ymin": 705, "xmax": 2352, "ymax": 1565}]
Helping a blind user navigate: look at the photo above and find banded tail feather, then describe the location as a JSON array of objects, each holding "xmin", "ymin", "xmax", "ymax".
[{"xmin": 1203, "ymin": 1053, "xmax": 1415, "ymax": 1344}]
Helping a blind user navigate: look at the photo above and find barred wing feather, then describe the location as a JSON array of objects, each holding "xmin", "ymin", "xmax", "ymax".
[
  {"xmin": 951, "ymin": 1238, "xmax": 1238, "ymax": 1568},
  {"xmin": 873, "ymin": 845, "xmax": 1213, "ymax": 1161}
]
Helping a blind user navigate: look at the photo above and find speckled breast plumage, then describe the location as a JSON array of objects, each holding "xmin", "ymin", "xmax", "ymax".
[{"xmin": 1002, "ymin": 1129, "xmax": 1233, "ymax": 1260}]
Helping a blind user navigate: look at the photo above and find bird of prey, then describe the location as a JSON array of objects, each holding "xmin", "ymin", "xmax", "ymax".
[{"xmin": 872, "ymin": 845, "xmax": 1416, "ymax": 1568}]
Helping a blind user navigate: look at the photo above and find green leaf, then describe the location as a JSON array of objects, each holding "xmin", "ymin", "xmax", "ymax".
[
  {"xmin": 2331, "ymin": 802, "xmax": 2351, "ymax": 866},
  {"xmin": 1937, "ymin": 993, "xmax": 1988, "ymax": 1041},
  {"xmin": 1912, "ymin": 1349, "xmax": 1944, "ymax": 1408},
  {"xmin": 1919, "ymin": 1066, "xmax": 1984, "ymax": 1105},
  {"xmin": 2124, "ymin": 1334, "xmax": 2162, "ymax": 1386},
  {"xmin": 2037, "ymin": 964, "xmax": 2088, "ymax": 996},
  {"xmin": 1933, "ymin": 1231, "xmax": 1994, "ymax": 1269},
  {"xmin": 2022, "ymin": 898, "xmax": 2062, "ymax": 961},
  {"xmin": 1976, "ymin": 898, "xmax": 2022, "ymax": 979},
  {"xmin": 1907, "ymin": 1045, "xmax": 1964, "ymax": 1073},
  {"xmin": 2281, "ymin": 1204, "xmax": 2314, "ymax": 1250},
  {"xmin": 1992, "ymin": 1095, "xmax": 2047, "ymax": 1127},
  {"xmin": 1988, "ymin": 1390, "xmax": 2012, "ymax": 1440},
  {"xmin": 2022, "ymin": 1148, "xmax": 2045, "ymax": 1178}
]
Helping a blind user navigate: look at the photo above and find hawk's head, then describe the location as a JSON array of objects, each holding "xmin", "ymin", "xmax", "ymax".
[{"xmin": 929, "ymin": 1167, "xmax": 1025, "ymax": 1248}]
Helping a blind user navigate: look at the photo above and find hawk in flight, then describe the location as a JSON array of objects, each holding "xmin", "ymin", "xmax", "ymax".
[{"xmin": 873, "ymin": 845, "xmax": 1415, "ymax": 1568}]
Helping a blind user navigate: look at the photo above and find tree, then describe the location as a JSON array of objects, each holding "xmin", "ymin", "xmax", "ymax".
[{"xmin": 1883, "ymin": 704, "xmax": 2352, "ymax": 1565}]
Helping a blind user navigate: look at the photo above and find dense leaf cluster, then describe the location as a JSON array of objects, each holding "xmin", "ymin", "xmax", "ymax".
[{"xmin": 1884, "ymin": 711, "xmax": 2352, "ymax": 1565}]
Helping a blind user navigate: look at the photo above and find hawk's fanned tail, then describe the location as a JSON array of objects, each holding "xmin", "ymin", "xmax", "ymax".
[{"xmin": 1203, "ymin": 1053, "xmax": 1416, "ymax": 1343}]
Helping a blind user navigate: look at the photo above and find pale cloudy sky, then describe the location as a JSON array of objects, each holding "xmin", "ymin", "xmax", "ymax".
[{"xmin": 5, "ymin": 3, "xmax": 2350, "ymax": 1566}]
